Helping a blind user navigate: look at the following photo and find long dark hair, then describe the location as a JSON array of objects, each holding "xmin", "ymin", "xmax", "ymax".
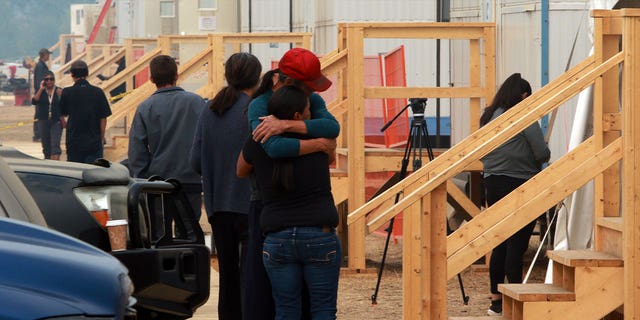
[
  {"xmin": 268, "ymin": 86, "xmax": 309, "ymax": 195},
  {"xmin": 252, "ymin": 69, "xmax": 278, "ymax": 99},
  {"xmin": 209, "ymin": 52, "xmax": 261, "ymax": 115},
  {"xmin": 480, "ymin": 73, "xmax": 532, "ymax": 126}
]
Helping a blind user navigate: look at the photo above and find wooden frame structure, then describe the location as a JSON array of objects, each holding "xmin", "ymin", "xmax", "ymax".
[
  {"xmin": 100, "ymin": 32, "xmax": 311, "ymax": 161},
  {"xmin": 333, "ymin": 22, "xmax": 496, "ymax": 271},
  {"xmin": 48, "ymin": 34, "xmax": 84, "ymax": 67},
  {"xmin": 345, "ymin": 9, "xmax": 639, "ymax": 319}
]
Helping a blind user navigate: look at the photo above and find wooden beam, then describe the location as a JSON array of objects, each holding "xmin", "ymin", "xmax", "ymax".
[
  {"xmin": 427, "ymin": 183, "xmax": 447, "ymax": 319},
  {"xmin": 346, "ymin": 27, "xmax": 367, "ymax": 271},
  {"xmin": 363, "ymin": 26, "xmax": 485, "ymax": 39},
  {"xmin": 446, "ymin": 180, "xmax": 481, "ymax": 218},
  {"xmin": 469, "ymin": 38, "xmax": 481, "ymax": 133},
  {"xmin": 365, "ymin": 86, "xmax": 484, "ymax": 99},
  {"xmin": 403, "ymin": 200, "xmax": 422, "ymax": 318},
  {"xmin": 622, "ymin": 12, "xmax": 640, "ymax": 320}
]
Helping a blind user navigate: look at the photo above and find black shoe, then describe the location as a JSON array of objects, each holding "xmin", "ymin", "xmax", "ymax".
[{"xmin": 487, "ymin": 299, "xmax": 502, "ymax": 316}]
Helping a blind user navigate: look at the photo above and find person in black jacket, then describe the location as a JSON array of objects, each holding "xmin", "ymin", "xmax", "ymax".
[
  {"xmin": 32, "ymin": 48, "xmax": 51, "ymax": 142},
  {"xmin": 31, "ymin": 70, "xmax": 62, "ymax": 160},
  {"xmin": 59, "ymin": 60, "xmax": 112, "ymax": 164}
]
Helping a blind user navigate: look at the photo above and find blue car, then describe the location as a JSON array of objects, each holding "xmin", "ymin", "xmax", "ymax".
[
  {"xmin": 0, "ymin": 156, "xmax": 136, "ymax": 319},
  {"xmin": 1, "ymin": 147, "xmax": 210, "ymax": 319}
]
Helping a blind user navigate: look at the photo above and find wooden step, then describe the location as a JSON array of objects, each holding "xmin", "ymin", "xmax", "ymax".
[
  {"xmin": 498, "ymin": 283, "xmax": 575, "ymax": 302},
  {"xmin": 547, "ymin": 249, "xmax": 623, "ymax": 267}
]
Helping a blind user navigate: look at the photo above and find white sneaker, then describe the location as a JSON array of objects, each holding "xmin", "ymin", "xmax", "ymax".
[{"xmin": 487, "ymin": 308, "xmax": 502, "ymax": 316}]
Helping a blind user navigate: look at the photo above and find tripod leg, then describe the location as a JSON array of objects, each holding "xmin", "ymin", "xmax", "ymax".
[
  {"xmin": 447, "ymin": 211, "xmax": 470, "ymax": 305},
  {"xmin": 371, "ymin": 125, "xmax": 416, "ymax": 305},
  {"xmin": 458, "ymin": 273, "xmax": 470, "ymax": 305},
  {"xmin": 371, "ymin": 217, "xmax": 395, "ymax": 305}
]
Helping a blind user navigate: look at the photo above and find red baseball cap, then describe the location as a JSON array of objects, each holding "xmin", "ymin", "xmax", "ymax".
[{"xmin": 278, "ymin": 48, "xmax": 332, "ymax": 92}]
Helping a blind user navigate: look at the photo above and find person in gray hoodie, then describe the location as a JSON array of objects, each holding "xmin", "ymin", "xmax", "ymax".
[
  {"xmin": 128, "ymin": 55, "xmax": 206, "ymax": 218},
  {"xmin": 480, "ymin": 73, "xmax": 550, "ymax": 316}
]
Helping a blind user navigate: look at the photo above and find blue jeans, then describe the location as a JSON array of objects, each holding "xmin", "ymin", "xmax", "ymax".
[{"xmin": 263, "ymin": 227, "xmax": 341, "ymax": 320}]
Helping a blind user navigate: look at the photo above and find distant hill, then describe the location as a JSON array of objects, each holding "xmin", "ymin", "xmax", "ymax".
[{"xmin": 0, "ymin": 0, "xmax": 95, "ymax": 62}]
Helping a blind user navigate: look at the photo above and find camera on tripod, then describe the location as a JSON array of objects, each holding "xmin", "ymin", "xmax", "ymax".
[{"xmin": 408, "ymin": 98, "xmax": 428, "ymax": 117}]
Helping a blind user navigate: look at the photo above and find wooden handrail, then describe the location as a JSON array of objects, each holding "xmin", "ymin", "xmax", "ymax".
[
  {"xmin": 54, "ymin": 51, "xmax": 87, "ymax": 81},
  {"xmin": 346, "ymin": 53, "xmax": 605, "ymax": 226},
  {"xmin": 363, "ymin": 51, "xmax": 623, "ymax": 233},
  {"xmin": 101, "ymin": 47, "xmax": 162, "ymax": 95},
  {"xmin": 446, "ymin": 137, "xmax": 622, "ymax": 278}
]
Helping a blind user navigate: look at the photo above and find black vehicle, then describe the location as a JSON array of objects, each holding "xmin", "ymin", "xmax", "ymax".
[
  {"xmin": 0, "ymin": 155, "xmax": 136, "ymax": 319},
  {"xmin": 1, "ymin": 147, "xmax": 210, "ymax": 319}
]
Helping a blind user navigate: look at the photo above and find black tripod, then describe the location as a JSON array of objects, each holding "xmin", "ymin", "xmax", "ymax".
[{"xmin": 371, "ymin": 98, "xmax": 469, "ymax": 306}]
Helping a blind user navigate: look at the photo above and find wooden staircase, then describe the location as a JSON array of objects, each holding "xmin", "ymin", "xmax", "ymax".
[
  {"xmin": 501, "ymin": 250, "xmax": 623, "ymax": 319},
  {"xmin": 451, "ymin": 250, "xmax": 624, "ymax": 320}
]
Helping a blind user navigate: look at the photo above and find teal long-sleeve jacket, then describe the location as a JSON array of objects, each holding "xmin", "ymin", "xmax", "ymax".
[{"xmin": 247, "ymin": 91, "xmax": 340, "ymax": 158}]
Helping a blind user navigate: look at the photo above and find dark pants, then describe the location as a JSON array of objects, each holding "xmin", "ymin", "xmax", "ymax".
[
  {"xmin": 485, "ymin": 174, "xmax": 537, "ymax": 294},
  {"xmin": 66, "ymin": 147, "xmax": 103, "ymax": 164},
  {"xmin": 244, "ymin": 200, "xmax": 275, "ymax": 320},
  {"xmin": 209, "ymin": 212, "xmax": 248, "ymax": 320},
  {"xmin": 244, "ymin": 200, "xmax": 313, "ymax": 320},
  {"xmin": 37, "ymin": 119, "xmax": 62, "ymax": 159},
  {"xmin": 181, "ymin": 183, "xmax": 202, "ymax": 221},
  {"xmin": 33, "ymin": 115, "xmax": 40, "ymax": 141}
]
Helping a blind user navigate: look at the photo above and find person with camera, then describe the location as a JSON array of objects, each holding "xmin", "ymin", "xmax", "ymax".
[{"xmin": 31, "ymin": 70, "xmax": 63, "ymax": 160}]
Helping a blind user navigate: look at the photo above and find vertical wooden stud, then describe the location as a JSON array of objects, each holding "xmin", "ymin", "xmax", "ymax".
[
  {"xmin": 346, "ymin": 26, "xmax": 366, "ymax": 271},
  {"xmin": 622, "ymin": 11, "xmax": 640, "ymax": 320}
]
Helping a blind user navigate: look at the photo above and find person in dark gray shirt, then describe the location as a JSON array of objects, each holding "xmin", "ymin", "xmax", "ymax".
[
  {"xmin": 128, "ymin": 55, "xmax": 205, "ymax": 217},
  {"xmin": 480, "ymin": 73, "xmax": 550, "ymax": 316}
]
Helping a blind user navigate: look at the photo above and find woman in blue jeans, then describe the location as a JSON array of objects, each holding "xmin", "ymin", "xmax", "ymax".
[{"xmin": 238, "ymin": 86, "xmax": 340, "ymax": 320}]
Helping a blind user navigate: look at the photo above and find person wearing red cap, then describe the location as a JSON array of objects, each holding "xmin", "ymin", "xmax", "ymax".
[
  {"xmin": 239, "ymin": 85, "xmax": 340, "ymax": 320},
  {"xmin": 243, "ymin": 48, "xmax": 339, "ymax": 320},
  {"xmin": 249, "ymin": 47, "xmax": 339, "ymax": 156}
]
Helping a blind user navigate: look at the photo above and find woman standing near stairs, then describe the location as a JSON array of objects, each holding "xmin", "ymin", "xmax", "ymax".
[{"xmin": 479, "ymin": 73, "xmax": 551, "ymax": 316}]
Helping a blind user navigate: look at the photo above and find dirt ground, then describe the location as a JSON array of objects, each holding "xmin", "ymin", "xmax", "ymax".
[
  {"xmin": 1, "ymin": 101, "xmax": 549, "ymax": 319},
  {"xmin": 335, "ymin": 232, "xmax": 548, "ymax": 319}
]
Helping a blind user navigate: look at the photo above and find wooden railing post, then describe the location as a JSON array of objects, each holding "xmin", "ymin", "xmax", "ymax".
[
  {"xmin": 593, "ymin": 12, "xmax": 622, "ymax": 255},
  {"xmin": 621, "ymin": 9, "xmax": 640, "ymax": 320},
  {"xmin": 426, "ymin": 183, "xmax": 447, "ymax": 319},
  {"xmin": 158, "ymin": 36, "xmax": 171, "ymax": 55},
  {"xmin": 346, "ymin": 26, "xmax": 367, "ymax": 271},
  {"xmin": 402, "ymin": 183, "xmax": 447, "ymax": 320},
  {"xmin": 209, "ymin": 34, "xmax": 225, "ymax": 96}
]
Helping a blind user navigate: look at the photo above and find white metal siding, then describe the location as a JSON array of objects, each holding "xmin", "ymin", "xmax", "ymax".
[{"xmin": 449, "ymin": 0, "xmax": 591, "ymax": 155}]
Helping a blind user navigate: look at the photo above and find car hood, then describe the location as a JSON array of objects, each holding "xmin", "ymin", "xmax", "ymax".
[
  {"xmin": 0, "ymin": 217, "xmax": 130, "ymax": 318},
  {"xmin": 2, "ymin": 148, "xmax": 131, "ymax": 186}
]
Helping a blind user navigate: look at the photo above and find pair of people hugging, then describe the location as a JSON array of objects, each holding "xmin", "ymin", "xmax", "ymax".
[{"xmin": 238, "ymin": 84, "xmax": 341, "ymax": 319}]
